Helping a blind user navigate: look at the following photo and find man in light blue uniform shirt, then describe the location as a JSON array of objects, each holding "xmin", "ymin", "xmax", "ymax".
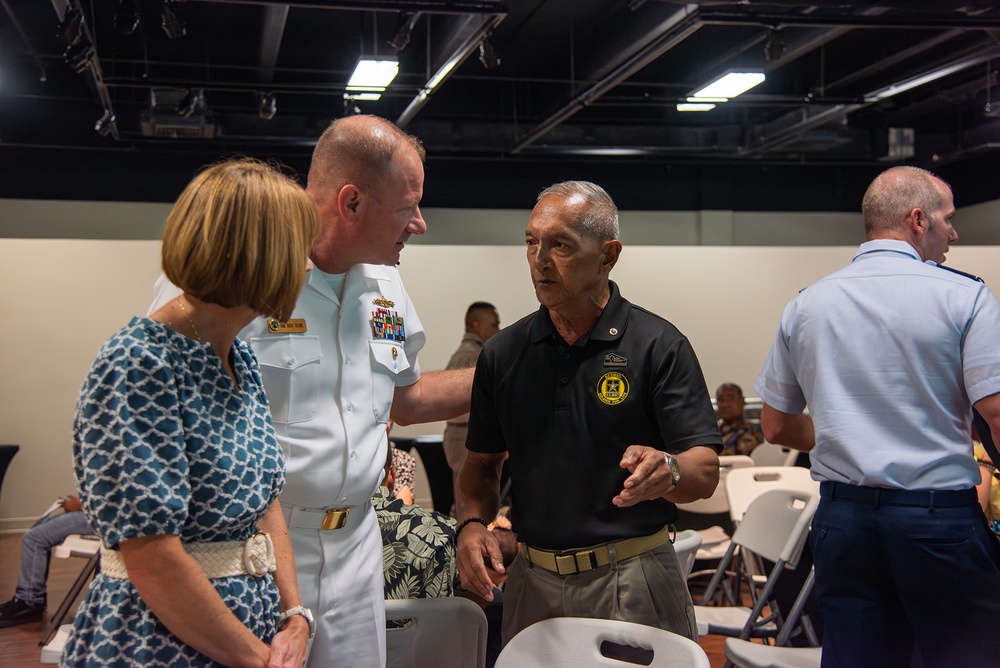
[{"xmin": 756, "ymin": 165, "xmax": 1000, "ymax": 667}]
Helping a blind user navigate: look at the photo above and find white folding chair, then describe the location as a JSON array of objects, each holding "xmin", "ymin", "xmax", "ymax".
[
  {"xmin": 672, "ymin": 529, "xmax": 703, "ymax": 579},
  {"xmin": 384, "ymin": 597, "xmax": 488, "ymax": 668},
  {"xmin": 677, "ymin": 455, "xmax": 755, "ymax": 562},
  {"xmin": 725, "ymin": 467, "xmax": 820, "ymax": 527},
  {"xmin": 39, "ymin": 534, "xmax": 101, "ymax": 648},
  {"xmin": 724, "ymin": 568, "xmax": 822, "ymax": 668},
  {"xmin": 495, "ymin": 617, "xmax": 710, "ymax": 668},
  {"xmin": 694, "ymin": 489, "xmax": 819, "ymax": 643},
  {"xmin": 749, "ymin": 442, "xmax": 798, "ymax": 467}
]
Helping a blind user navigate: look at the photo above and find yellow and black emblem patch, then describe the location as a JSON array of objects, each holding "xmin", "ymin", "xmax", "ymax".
[{"xmin": 597, "ymin": 371, "xmax": 629, "ymax": 405}]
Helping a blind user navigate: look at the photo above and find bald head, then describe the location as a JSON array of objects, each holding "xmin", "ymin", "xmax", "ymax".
[
  {"xmin": 307, "ymin": 115, "xmax": 425, "ymax": 208},
  {"xmin": 861, "ymin": 166, "xmax": 949, "ymax": 239}
]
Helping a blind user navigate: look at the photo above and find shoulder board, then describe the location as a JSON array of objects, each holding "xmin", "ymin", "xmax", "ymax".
[{"xmin": 937, "ymin": 265, "xmax": 984, "ymax": 284}]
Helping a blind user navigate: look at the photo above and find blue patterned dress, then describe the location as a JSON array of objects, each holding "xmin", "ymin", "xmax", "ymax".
[{"xmin": 62, "ymin": 317, "xmax": 286, "ymax": 667}]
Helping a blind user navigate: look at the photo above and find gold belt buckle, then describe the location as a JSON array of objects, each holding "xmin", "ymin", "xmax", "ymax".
[{"xmin": 321, "ymin": 508, "xmax": 350, "ymax": 530}]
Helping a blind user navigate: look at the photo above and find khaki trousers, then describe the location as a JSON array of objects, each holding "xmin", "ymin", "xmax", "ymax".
[{"xmin": 501, "ymin": 540, "xmax": 697, "ymax": 646}]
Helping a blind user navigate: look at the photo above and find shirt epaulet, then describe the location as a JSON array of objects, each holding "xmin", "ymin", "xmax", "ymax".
[{"xmin": 936, "ymin": 265, "xmax": 984, "ymax": 284}]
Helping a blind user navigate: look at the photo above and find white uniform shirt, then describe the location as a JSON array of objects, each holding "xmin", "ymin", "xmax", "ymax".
[{"xmin": 246, "ymin": 264, "xmax": 423, "ymax": 509}]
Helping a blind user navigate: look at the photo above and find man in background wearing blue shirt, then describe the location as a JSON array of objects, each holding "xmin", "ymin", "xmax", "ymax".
[{"xmin": 756, "ymin": 165, "xmax": 1000, "ymax": 667}]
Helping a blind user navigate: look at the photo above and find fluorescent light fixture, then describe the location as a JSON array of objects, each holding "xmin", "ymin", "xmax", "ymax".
[
  {"xmin": 691, "ymin": 72, "xmax": 765, "ymax": 99},
  {"xmin": 570, "ymin": 147, "xmax": 648, "ymax": 156},
  {"xmin": 686, "ymin": 96, "xmax": 727, "ymax": 103},
  {"xmin": 347, "ymin": 57, "xmax": 399, "ymax": 91},
  {"xmin": 677, "ymin": 102, "xmax": 717, "ymax": 112},
  {"xmin": 344, "ymin": 92, "xmax": 382, "ymax": 101}
]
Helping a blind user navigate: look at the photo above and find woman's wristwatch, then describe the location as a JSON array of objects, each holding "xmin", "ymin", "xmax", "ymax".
[{"xmin": 278, "ymin": 605, "xmax": 316, "ymax": 638}]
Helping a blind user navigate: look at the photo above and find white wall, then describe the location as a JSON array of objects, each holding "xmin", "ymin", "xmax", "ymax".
[{"xmin": 1, "ymin": 198, "xmax": 998, "ymax": 528}]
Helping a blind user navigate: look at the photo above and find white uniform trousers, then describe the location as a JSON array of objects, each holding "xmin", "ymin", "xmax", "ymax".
[{"xmin": 289, "ymin": 501, "xmax": 386, "ymax": 668}]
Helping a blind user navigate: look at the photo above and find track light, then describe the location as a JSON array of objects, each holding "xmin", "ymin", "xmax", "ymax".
[
  {"xmin": 57, "ymin": 5, "xmax": 85, "ymax": 46},
  {"xmin": 161, "ymin": 2, "xmax": 186, "ymax": 39},
  {"xmin": 95, "ymin": 109, "xmax": 116, "ymax": 137},
  {"xmin": 478, "ymin": 37, "xmax": 500, "ymax": 69},
  {"xmin": 115, "ymin": 0, "xmax": 140, "ymax": 35},
  {"xmin": 177, "ymin": 89, "xmax": 203, "ymax": 118},
  {"xmin": 388, "ymin": 12, "xmax": 418, "ymax": 52},
  {"xmin": 764, "ymin": 29, "xmax": 785, "ymax": 62},
  {"xmin": 259, "ymin": 93, "xmax": 277, "ymax": 120},
  {"xmin": 65, "ymin": 39, "xmax": 96, "ymax": 74}
]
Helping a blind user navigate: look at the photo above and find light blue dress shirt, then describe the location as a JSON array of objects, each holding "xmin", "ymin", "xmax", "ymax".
[{"xmin": 756, "ymin": 239, "xmax": 1000, "ymax": 489}]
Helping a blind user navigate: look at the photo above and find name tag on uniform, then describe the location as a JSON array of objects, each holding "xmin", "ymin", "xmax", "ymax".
[{"xmin": 267, "ymin": 318, "xmax": 307, "ymax": 333}]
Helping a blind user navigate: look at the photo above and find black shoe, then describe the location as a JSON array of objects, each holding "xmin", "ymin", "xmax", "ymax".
[{"xmin": 0, "ymin": 597, "xmax": 45, "ymax": 628}]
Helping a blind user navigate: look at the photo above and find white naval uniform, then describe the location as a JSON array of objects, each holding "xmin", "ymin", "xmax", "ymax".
[{"xmin": 148, "ymin": 265, "xmax": 424, "ymax": 668}]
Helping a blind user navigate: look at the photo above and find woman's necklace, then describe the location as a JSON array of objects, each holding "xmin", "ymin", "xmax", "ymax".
[{"xmin": 175, "ymin": 297, "xmax": 202, "ymax": 341}]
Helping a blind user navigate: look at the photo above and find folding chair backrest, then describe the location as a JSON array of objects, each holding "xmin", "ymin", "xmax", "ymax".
[
  {"xmin": 672, "ymin": 529, "xmax": 703, "ymax": 579},
  {"xmin": 495, "ymin": 616, "xmax": 710, "ymax": 668},
  {"xmin": 749, "ymin": 442, "xmax": 798, "ymax": 467},
  {"xmin": 731, "ymin": 489, "xmax": 819, "ymax": 568},
  {"xmin": 725, "ymin": 466, "xmax": 819, "ymax": 525},
  {"xmin": 384, "ymin": 596, "xmax": 488, "ymax": 668},
  {"xmin": 677, "ymin": 455, "xmax": 754, "ymax": 515}
]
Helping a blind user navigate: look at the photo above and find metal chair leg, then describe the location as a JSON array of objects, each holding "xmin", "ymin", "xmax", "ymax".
[{"xmin": 38, "ymin": 552, "xmax": 98, "ymax": 647}]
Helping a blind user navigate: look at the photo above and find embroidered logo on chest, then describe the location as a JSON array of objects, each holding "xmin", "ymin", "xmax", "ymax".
[
  {"xmin": 604, "ymin": 352, "xmax": 627, "ymax": 368},
  {"xmin": 597, "ymin": 371, "xmax": 630, "ymax": 405}
]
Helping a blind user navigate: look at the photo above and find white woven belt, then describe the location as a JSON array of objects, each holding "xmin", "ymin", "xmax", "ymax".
[{"xmin": 100, "ymin": 533, "xmax": 276, "ymax": 580}]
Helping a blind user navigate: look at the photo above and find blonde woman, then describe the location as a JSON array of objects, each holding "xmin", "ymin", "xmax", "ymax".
[{"xmin": 64, "ymin": 158, "xmax": 320, "ymax": 667}]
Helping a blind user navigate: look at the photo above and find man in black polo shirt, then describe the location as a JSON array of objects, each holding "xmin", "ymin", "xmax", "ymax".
[{"xmin": 455, "ymin": 180, "xmax": 722, "ymax": 644}]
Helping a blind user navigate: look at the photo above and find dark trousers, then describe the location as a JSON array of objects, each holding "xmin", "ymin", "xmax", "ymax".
[{"xmin": 811, "ymin": 483, "xmax": 1000, "ymax": 668}]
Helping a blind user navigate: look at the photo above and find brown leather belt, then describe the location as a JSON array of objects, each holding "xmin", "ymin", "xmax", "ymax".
[{"xmin": 522, "ymin": 525, "xmax": 673, "ymax": 576}]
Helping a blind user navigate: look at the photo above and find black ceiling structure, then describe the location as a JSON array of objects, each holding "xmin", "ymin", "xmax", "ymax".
[{"xmin": 2, "ymin": 0, "xmax": 1000, "ymax": 212}]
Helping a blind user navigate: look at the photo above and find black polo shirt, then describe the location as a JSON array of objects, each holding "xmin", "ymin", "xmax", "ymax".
[{"xmin": 467, "ymin": 281, "xmax": 722, "ymax": 550}]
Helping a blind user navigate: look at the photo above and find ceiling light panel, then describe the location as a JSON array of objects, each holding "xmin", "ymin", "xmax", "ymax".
[
  {"xmin": 691, "ymin": 72, "xmax": 765, "ymax": 100},
  {"xmin": 347, "ymin": 57, "xmax": 399, "ymax": 91}
]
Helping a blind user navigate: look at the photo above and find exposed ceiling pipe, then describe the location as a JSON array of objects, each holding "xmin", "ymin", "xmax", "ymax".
[
  {"xmin": 259, "ymin": 5, "xmax": 289, "ymax": 83},
  {"xmin": 189, "ymin": 0, "xmax": 504, "ymax": 15},
  {"xmin": 696, "ymin": 8, "xmax": 1000, "ymax": 30},
  {"xmin": 745, "ymin": 48, "xmax": 1000, "ymax": 155},
  {"xmin": 396, "ymin": 11, "xmax": 506, "ymax": 128},
  {"xmin": 510, "ymin": 4, "xmax": 702, "ymax": 155},
  {"xmin": 821, "ymin": 29, "xmax": 966, "ymax": 92}
]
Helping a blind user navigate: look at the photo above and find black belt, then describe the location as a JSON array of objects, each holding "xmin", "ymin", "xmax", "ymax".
[{"xmin": 820, "ymin": 481, "xmax": 976, "ymax": 509}]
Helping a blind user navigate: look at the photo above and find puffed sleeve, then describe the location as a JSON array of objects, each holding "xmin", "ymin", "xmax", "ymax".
[{"xmin": 73, "ymin": 339, "xmax": 191, "ymax": 548}]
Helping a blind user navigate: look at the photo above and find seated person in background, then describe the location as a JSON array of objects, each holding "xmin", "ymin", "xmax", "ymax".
[
  {"xmin": 974, "ymin": 440, "xmax": 1000, "ymax": 535},
  {"xmin": 0, "ymin": 494, "xmax": 92, "ymax": 627},
  {"xmin": 374, "ymin": 445, "xmax": 457, "ymax": 600},
  {"xmin": 716, "ymin": 382, "xmax": 764, "ymax": 456}
]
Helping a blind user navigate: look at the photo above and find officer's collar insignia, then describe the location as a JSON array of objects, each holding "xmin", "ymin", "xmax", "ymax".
[
  {"xmin": 604, "ymin": 352, "xmax": 628, "ymax": 368},
  {"xmin": 373, "ymin": 296, "xmax": 395, "ymax": 308}
]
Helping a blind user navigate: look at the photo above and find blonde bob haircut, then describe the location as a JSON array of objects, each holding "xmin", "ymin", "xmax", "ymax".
[{"xmin": 161, "ymin": 158, "xmax": 321, "ymax": 320}]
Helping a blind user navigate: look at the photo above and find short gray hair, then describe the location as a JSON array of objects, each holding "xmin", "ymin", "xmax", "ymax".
[
  {"xmin": 537, "ymin": 180, "xmax": 620, "ymax": 242},
  {"xmin": 861, "ymin": 166, "xmax": 949, "ymax": 238}
]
